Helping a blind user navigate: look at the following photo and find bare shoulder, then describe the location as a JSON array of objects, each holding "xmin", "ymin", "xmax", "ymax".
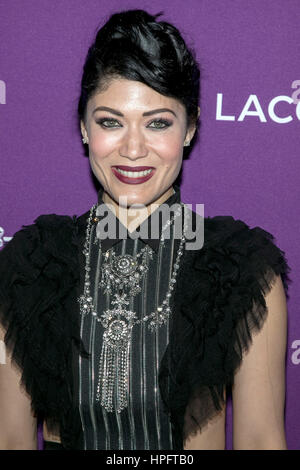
[
  {"xmin": 0, "ymin": 323, "xmax": 37, "ymax": 449},
  {"xmin": 232, "ymin": 274, "xmax": 288, "ymax": 449}
]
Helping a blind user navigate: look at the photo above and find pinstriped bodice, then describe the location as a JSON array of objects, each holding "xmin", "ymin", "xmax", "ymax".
[{"xmin": 78, "ymin": 207, "xmax": 179, "ymax": 450}]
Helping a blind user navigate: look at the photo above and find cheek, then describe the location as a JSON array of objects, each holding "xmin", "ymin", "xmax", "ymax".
[
  {"xmin": 156, "ymin": 135, "xmax": 183, "ymax": 167},
  {"xmin": 89, "ymin": 129, "xmax": 117, "ymax": 161}
]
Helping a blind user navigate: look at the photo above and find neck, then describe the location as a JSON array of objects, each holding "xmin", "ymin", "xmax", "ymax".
[{"xmin": 102, "ymin": 187, "xmax": 175, "ymax": 233}]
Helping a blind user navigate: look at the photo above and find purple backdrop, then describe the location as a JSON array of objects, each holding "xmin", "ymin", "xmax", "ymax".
[{"xmin": 0, "ymin": 0, "xmax": 299, "ymax": 450}]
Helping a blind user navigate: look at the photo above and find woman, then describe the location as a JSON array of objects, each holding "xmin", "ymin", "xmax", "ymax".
[{"xmin": 0, "ymin": 9, "xmax": 291, "ymax": 450}]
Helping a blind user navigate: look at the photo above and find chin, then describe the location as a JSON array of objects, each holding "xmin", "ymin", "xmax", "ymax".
[
  {"xmin": 109, "ymin": 187, "xmax": 152, "ymax": 207},
  {"xmin": 117, "ymin": 195, "xmax": 151, "ymax": 208}
]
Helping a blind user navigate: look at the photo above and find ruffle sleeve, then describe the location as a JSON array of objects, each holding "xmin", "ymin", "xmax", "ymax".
[
  {"xmin": 158, "ymin": 215, "xmax": 292, "ymax": 449},
  {"xmin": 0, "ymin": 214, "xmax": 89, "ymax": 449}
]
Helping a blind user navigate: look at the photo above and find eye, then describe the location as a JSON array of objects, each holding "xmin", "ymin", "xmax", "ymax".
[
  {"xmin": 147, "ymin": 119, "xmax": 172, "ymax": 129},
  {"xmin": 95, "ymin": 117, "xmax": 173, "ymax": 130},
  {"xmin": 96, "ymin": 118, "xmax": 121, "ymax": 128}
]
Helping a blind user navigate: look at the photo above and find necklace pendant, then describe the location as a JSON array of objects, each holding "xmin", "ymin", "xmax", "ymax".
[
  {"xmin": 103, "ymin": 317, "xmax": 132, "ymax": 348},
  {"xmin": 96, "ymin": 317, "xmax": 133, "ymax": 413},
  {"xmin": 96, "ymin": 294, "xmax": 137, "ymax": 412},
  {"xmin": 99, "ymin": 249, "xmax": 152, "ymax": 296},
  {"xmin": 97, "ymin": 327, "xmax": 132, "ymax": 413}
]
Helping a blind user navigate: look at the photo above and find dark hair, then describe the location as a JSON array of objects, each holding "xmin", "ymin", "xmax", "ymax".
[{"xmin": 78, "ymin": 9, "xmax": 200, "ymax": 140}]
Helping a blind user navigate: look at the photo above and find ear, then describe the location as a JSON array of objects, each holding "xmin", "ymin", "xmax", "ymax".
[
  {"xmin": 80, "ymin": 120, "xmax": 86, "ymax": 138},
  {"xmin": 185, "ymin": 107, "xmax": 200, "ymax": 143}
]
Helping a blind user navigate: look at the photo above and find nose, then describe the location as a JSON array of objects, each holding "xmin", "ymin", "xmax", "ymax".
[{"xmin": 119, "ymin": 125, "xmax": 148, "ymax": 160}]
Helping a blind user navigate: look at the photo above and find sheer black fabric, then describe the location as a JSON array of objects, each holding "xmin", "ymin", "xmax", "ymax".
[
  {"xmin": 161, "ymin": 215, "xmax": 291, "ymax": 447},
  {"xmin": 0, "ymin": 214, "xmax": 88, "ymax": 449},
  {"xmin": 0, "ymin": 202, "xmax": 292, "ymax": 449}
]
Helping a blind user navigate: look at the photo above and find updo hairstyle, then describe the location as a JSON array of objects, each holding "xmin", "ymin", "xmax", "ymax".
[{"xmin": 78, "ymin": 9, "xmax": 201, "ymax": 144}]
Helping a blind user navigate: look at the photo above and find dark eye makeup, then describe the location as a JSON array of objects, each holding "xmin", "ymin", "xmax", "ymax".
[{"xmin": 95, "ymin": 117, "xmax": 173, "ymax": 130}]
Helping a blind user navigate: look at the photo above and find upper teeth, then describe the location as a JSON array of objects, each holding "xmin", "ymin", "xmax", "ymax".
[{"xmin": 115, "ymin": 168, "xmax": 153, "ymax": 178}]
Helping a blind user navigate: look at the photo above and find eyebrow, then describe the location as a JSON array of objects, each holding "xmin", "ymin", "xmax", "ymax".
[{"xmin": 92, "ymin": 106, "xmax": 177, "ymax": 117}]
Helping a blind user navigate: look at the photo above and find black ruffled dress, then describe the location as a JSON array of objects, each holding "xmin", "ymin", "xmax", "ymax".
[{"xmin": 0, "ymin": 189, "xmax": 291, "ymax": 450}]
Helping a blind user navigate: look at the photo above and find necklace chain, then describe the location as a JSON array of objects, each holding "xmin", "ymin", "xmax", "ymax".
[
  {"xmin": 77, "ymin": 201, "xmax": 189, "ymax": 412},
  {"xmin": 78, "ymin": 202, "xmax": 187, "ymax": 327}
]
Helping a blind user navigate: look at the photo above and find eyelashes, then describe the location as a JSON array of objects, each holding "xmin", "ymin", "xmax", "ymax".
[{"xmin": 95, "ymin": 117, "xmax": 173, "ymax": 130}]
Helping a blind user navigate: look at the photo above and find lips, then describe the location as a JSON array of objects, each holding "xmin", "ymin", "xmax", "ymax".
[{"xmin": 111, "ymin": 165, "xmax": 155, "ymax": 185}]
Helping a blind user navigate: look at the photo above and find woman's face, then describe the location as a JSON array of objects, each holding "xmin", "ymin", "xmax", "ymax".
[{"xmin": 81, "ymin": 77, "xmax": 197, "ymax": 208}]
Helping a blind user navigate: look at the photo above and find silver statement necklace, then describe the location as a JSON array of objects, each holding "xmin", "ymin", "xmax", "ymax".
[{"xmin": 78, "ymin": 202, "xmax": 189, "ymax": 414}]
